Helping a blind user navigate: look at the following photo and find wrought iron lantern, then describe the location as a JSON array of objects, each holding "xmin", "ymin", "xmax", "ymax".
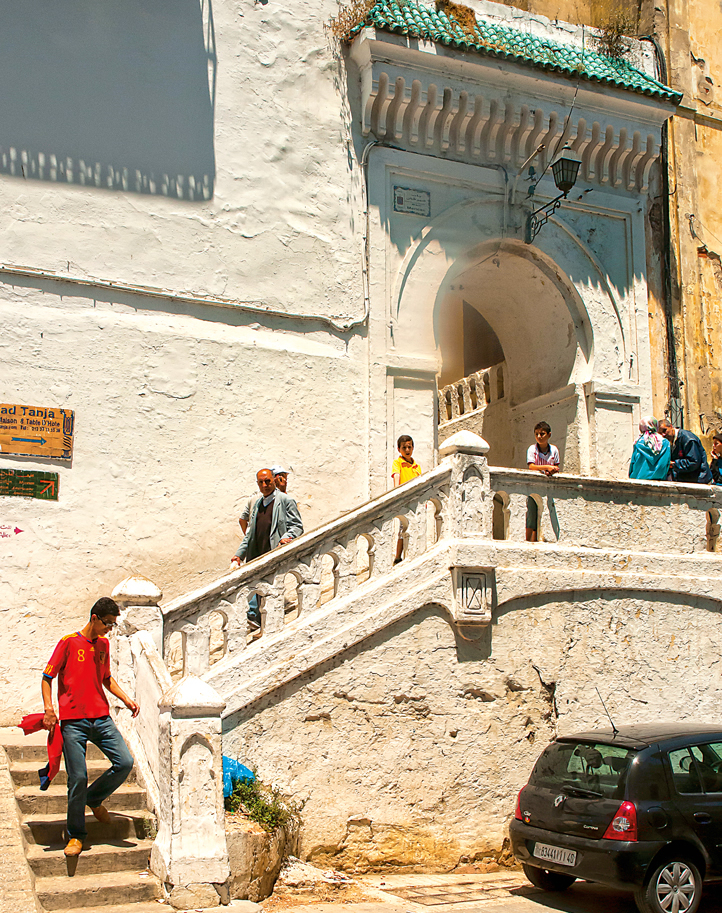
[
  {"xmin": 525, "ymin": 150, "xmax": 582, "ymax": 244},
  {"xmin": 551, "ymin": 152, "xmax": 582, "ymax": 194}
]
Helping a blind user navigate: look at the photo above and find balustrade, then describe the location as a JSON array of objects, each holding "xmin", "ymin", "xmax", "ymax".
[
  {"xmin": 161, "ymin": 464, "xmax": 455, "ymax": 679},
  {"xmin": 438, "ymin": 362, "xmax": 506, "ymax": 426},
  {"xmin": 488, "ymin": 468, "xmax": 722, "ymax": 553}
]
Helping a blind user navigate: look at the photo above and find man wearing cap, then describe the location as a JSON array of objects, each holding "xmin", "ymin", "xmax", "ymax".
[
  {"xmin": 271, "ymin": 465, "xmax": 290, "ymax": 495},
  {"xmin": 231, "ymin": 468, "xmax": 303, "ymax": 629}
]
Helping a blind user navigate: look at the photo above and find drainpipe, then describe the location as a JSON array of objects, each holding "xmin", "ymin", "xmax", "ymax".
[{"xmin": 641, "ymin": 35, "xmax": 684, "ymax": 427}]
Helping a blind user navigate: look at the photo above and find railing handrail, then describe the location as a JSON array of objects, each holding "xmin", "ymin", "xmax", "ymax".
[
  {"xmin": 488, "ymin": 466, "xmax": 722, "ymax": 503},
  {"xmin": 161, "ymin": 460, "xmax": 453, "ymax": 620}
]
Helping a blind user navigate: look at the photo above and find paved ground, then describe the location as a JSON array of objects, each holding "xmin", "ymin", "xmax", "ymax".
[{"xmin": 267, "ymin": 870, "xmax": 722, "ymax": 913}]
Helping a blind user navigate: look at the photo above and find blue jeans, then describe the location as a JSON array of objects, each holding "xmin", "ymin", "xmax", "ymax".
[
  {"xmin": 61, "ymin": 716, "xmax": 134, "ymax": 839},
  {"xmin": 247, "ymin": 593, "xmax": 260, "ymax": 626}
]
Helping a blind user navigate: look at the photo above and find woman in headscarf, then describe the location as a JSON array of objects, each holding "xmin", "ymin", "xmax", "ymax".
[{"xmin": 629, "ymin": 416, "xmax": 671, "ymax": 480}]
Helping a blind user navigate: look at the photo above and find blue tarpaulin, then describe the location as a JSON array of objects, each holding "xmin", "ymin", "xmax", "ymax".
[{"xmin": 222, "ymin": 756, "xmax": 255, "ymax": 799}]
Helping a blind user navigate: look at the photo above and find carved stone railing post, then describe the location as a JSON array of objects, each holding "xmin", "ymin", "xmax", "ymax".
[
  {"xmin": 151, "ymin": 676, "xmax": 230, "ymax": 901},
  {"xmin": 440, "ymin": 430, "xmax": 491, "ymax": 539},
  {"xmin": 112, "ymin": 575, "xmax": 164, "ymax": 699}
]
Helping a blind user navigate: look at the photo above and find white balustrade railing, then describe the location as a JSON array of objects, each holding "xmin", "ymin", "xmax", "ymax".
[
  {"xmin": 488, "ymin": 467, "xmax": 722, "ymax": 553},
  {"xmin": 160, "ymin": 460, "xmax": 456, "ymax": 680},
  {"xmin": 438, "ymin": 362, "xmax": 505, "ymax": 425}
]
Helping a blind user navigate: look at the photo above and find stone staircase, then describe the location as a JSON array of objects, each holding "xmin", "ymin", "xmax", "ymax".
[{"xmin": 2, "ymin": 731, "xmax": 164, "ymax": 913}]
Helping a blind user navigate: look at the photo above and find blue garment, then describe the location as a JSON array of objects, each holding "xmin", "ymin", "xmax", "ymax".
[
  {"xmin": 628, "ymin": 437, "xmax": 671, "ymax": 480},
  {"xmin": 670, "ymin": 429, "xmax": 713, "ymax": 484},
  {"xmin": 711, "ymin": 456, "xmax": 722, "ymax": 485},
  {"xmin": 61, "ymin": 715, "xmax": 134, "ymax": 839}
]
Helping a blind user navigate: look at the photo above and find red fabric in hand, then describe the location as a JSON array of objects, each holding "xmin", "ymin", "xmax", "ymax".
[{"xmin": 18, "ymin": 713, "xmax": 64, "ymax": 790}]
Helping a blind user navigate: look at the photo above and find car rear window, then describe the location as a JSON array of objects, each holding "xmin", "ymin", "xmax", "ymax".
[{"xmin": 529, "ymin": 741, "xmax": 638, "ymax": 799}]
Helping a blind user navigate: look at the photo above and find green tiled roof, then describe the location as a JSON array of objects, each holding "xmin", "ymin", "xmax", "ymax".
[{"xmin": 352, "ymin": 0, "xmax": 681, "ymax": 103}]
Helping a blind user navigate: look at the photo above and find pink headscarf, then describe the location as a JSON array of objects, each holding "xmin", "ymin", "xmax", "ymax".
[{"xmin": 638, "ymin": 415, "xmax": 664, "ymax": 453}]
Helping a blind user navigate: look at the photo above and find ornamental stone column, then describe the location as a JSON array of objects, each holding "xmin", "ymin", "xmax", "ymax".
[{"xmin": 151, "ymin": 675, "xmax": 230, "ymax": 904}]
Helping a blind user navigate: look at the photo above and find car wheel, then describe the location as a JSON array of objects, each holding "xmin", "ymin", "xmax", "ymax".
[
  {"xmin": 634, "ymin": 858, "xmax": 702, "ymax": 913},
  {"xmin": 522, "ymin": 863, "xmax": 576, "ymax": 892}
]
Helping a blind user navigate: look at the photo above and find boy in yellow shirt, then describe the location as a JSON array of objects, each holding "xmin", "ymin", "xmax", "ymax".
[{"xmin": 392, "ymin": 435, "xmax": 422, "ymax": 563}]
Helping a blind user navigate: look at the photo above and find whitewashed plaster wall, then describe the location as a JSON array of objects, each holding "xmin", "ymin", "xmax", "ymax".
[
  {"xmin": 0, "ymin": 0, "xmax": 363, "ymax": 314},
  {"xmin": 224, "ymin": 591, "xmax": 722, "ymax": 871},
  {"xmin": 0, "ymin": 0, "xmax": 374, "ymax": 724}
]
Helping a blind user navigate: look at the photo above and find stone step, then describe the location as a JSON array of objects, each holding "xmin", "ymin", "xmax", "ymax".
[
  {"xmin": 15, "ymin": 782, "xmax": 147, "ymax": 816},
  {"xmin": 25, "ymin": 836, "xmax": 153, "ymax": 877},
  {"xmin": 35, "ymin": 870, "xmax": 163, "ymax": 910},
  {"xmin": 23, "ymin": 809, "xmax": 154, "ymax": 846},
  {"xmin": 53, "ymin": 907, "xmax": 171, "ymax": 913},
  {"xmin": 4, "ymin": 741, "xmax": 106, "ymax": 763},
  {"xmin": 10, "ymin": 758, "xmax": 137, "ymax": 788}
]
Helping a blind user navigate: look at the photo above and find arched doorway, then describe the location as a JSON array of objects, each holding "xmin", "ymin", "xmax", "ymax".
[{"xmin": 435, "ymin": 241, "xmax": 592, "ymax": 471}]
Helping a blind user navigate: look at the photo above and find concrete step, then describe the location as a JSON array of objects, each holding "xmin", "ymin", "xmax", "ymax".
[
  {"xmin": 10, "ymin": 758, "xmax": 137, "ymax": 788},
  {"xmin": 4, "ymin": 741, "xmax": 106, "ymax": 763},
  {"xmin": 15, "ymin": 782, "xmax": 147, "ymax": 816},
  {"xmin": 35, "ymin": 870, "xmax": 163, "ymax": 910},
  {"xmin": 26, "ymin": 836, "xmax": 153, "ymax": 877},
  {"xmin": 23, "ymin": 809, "xmax": 154, "ymax": 846}
]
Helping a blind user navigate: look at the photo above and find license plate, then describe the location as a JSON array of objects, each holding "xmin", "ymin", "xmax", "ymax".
[{"xmin": 533, "ymin": 843, "xmax": 577, "ymax": 866}]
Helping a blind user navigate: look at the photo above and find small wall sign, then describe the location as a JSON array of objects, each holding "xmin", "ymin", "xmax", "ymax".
[
  {"xmin": 0, "ymin": 404, "xmax": 74, "ymax": 460},
  {"xmin": 393, "ymin": 186, "xmax": 431, "ymax": 217},
  {"xmin": 0, "ymin": 469, "xmax": 59, "ymax": 501}
]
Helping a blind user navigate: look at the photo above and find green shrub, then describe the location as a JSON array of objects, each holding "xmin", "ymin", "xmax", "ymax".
[{"xmin": 225, "ymin": 775, "xmax": 301, "ymax": 833}]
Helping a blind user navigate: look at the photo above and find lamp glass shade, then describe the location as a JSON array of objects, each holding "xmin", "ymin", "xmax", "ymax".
[{"xmin": 551, "ymin": 153, "xmax": 582, "ymax": 194}]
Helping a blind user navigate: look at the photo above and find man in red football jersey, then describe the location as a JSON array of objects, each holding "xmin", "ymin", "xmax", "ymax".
[{"xmin": 42, "ymin": 597, "xmax": 140, "ymax": 858}]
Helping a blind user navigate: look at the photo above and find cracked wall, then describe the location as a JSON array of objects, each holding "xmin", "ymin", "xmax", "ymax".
[{"xmin": 224, "ymin": 590, "xmax": 722, "ymax": 871}]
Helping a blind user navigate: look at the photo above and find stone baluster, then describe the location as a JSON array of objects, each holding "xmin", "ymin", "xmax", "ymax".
[
  {"xmin": 405, "ymin": 500, "xmax": 428, "ymax": 560},
  {"xmin": 333, "ymin": 538, "xmax": 357, "ymax": 598},
  {"xmin": 450, "ymin": 385, "xmax": 461, "ymax": 419},
  {"xmin": 258, "ymin": 578, "xmax": 285, "ymax": 635},
  {"xmin": 184, "ymin": 616, "xmax": 210, "ymax": 677},
  {"xmin": 151, "ymin": 676, "xmax": 230, "ymax": 903},
  {"xmin": 372, "ymin": 515, "xmax": 397, "ymax": 576},
  {"xmin": 460, "ymin": 378, "xmax": 473, "ymax": 414},
  {"xmin": 227, "ymin": 586, "xmax": 252, "ymax": 654},
  {"xmin": 297, "ymin": 556, "xmax": 323, "ymax": 614}
]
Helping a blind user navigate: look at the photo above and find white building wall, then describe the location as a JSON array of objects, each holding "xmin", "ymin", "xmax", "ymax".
[{"xmin": 0, "ymin": 0, "xmax": 371, "ymax": 723}]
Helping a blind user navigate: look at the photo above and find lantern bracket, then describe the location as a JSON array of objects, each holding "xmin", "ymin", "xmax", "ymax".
[{"xmin": 524, "ymin": 191, "xmax": 567, "ymax": 244}]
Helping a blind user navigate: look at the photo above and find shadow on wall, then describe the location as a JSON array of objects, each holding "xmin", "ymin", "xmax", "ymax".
[{"xmin": 0, "ymin": 0, "xmax": 216, "ymax": 201}]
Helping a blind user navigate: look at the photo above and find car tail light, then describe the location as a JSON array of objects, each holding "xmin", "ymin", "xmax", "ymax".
[
  {"xmin": 514, "ymin": 789, "xmax": 523, "ymax": 821},
  {"xmin": 603, "ymin": 801, "xmax": 637, "ymax": 841}
]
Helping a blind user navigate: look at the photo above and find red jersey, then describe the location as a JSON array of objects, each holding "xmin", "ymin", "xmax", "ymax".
[{"xmin": 43, "ymin": 632, "xmax": 111, "ymax": 721}]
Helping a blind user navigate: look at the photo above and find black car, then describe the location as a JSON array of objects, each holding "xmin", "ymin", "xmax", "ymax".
[{"xmin": 510, "ymin": 725, "xmax": 722, "ymax": 913}]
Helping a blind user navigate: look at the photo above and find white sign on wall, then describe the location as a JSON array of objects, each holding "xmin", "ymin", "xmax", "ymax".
[{"xmin": 393, "ymin": 186, "xmax": 430, "ymax": 217}]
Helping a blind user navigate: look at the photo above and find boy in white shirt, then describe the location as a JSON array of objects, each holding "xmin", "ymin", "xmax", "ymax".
[{"xmin": 525, "ymin": 421, "xmax": 560, "ymax": 542}]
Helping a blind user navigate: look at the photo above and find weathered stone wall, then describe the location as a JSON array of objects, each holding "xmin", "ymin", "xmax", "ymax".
[{"xmin": 223, "ymin": 590, "xmax": 722, "ymax": 871}]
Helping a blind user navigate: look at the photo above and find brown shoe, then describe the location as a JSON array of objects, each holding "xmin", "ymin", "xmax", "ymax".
[
  {"xmin": 64, "ymin": 838, "xmax": 83, "ymax": 857},
  {"xmin": 90, "ymin": 805, "xmax": 111, "ymax": 824}
]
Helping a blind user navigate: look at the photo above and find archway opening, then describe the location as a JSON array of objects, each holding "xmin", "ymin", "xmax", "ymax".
[{"xmin": 436, "ymin": 245, "xmax": 589, "ymax": 470}]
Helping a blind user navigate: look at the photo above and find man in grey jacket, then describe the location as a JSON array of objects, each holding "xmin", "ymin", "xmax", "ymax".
[{"xmin": 230, "ymin": 468, "xmax": 303, "ymax": 628}]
